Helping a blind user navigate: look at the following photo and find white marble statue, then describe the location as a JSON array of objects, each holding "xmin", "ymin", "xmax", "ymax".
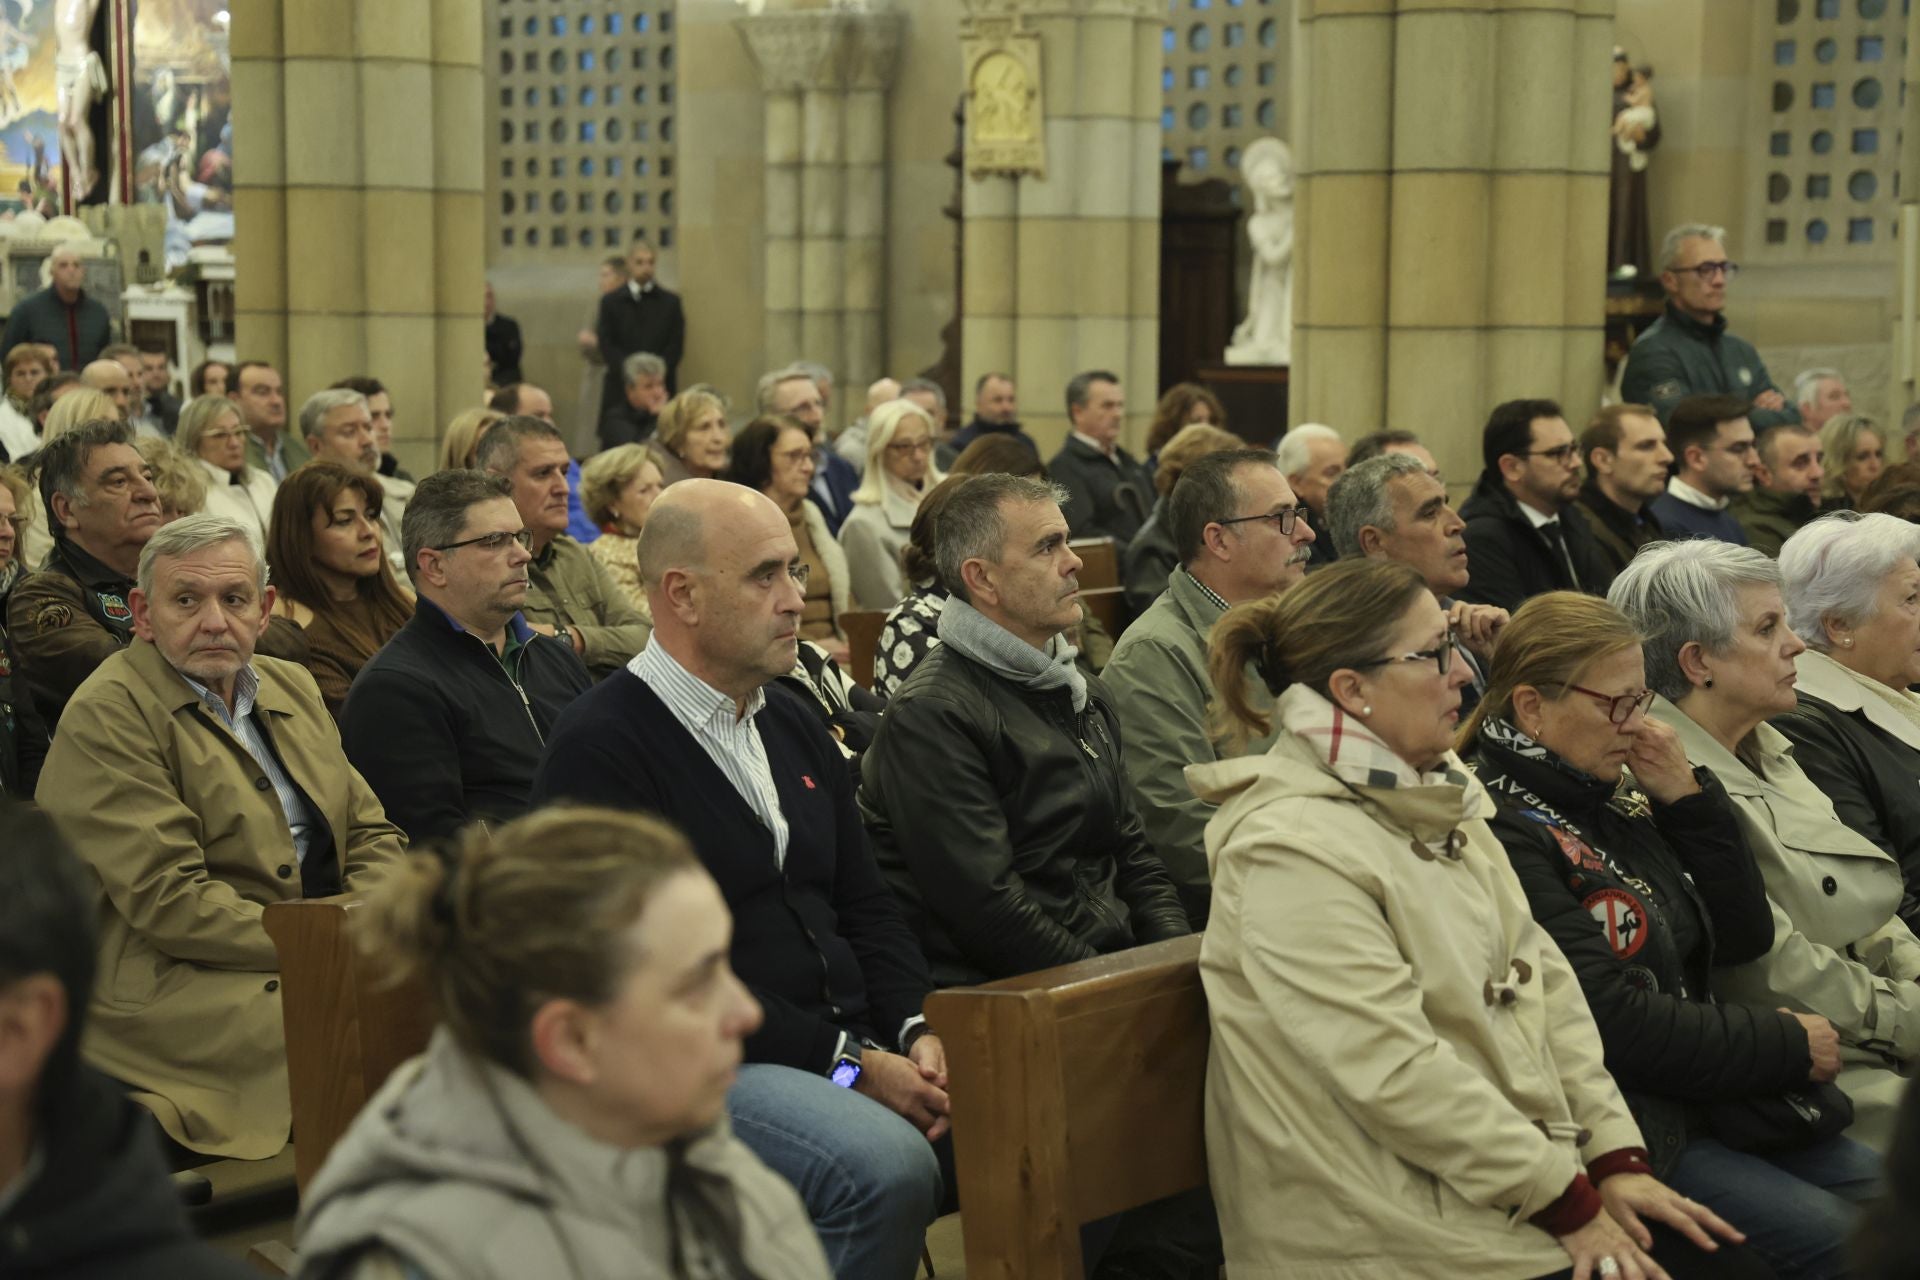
[{"xmin": 1226, "ymin": 137, "xmax": 1295, "ymax": 367}]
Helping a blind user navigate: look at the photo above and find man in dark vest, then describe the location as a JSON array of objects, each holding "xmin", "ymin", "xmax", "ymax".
[{"xmin": 596, "ymin": 236, "xmax": 684, "ymax": 416}]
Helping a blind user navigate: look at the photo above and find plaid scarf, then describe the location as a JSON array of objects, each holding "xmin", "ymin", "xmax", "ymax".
[{"xmin": 1276, "ymin": 683, "xmax": 1481, "ymax": 834}]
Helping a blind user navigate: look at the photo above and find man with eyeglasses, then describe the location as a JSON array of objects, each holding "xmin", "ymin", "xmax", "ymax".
[
  {"xmin": 1104, "ymin": 449, "xmax": 1317, "ymax": 928},
  {"xmin": 476, "ymin": 414, "xmax": 651, "ymax": 677},
  {"xmin": 533, "ymin": 479, "xmax": 949, "ymax": 1280},
  {"xmin": 1646, "ymin": 394, "xmax": 1756, "ymax": 547},
  {"xmin": 1620, "ymin": 223, "xmax": 1799, "ymax": 429},
  {"xmin": 1457, "ymin": 399, "xmax": 1614, "ymax": 614},
  {"xmin": 340, "ymin": 469, "xmax": 591, "ymax": 845}
]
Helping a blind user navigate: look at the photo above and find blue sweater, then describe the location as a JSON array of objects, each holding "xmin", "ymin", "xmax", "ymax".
[{"xmin": 1647, "ymin": 492, "xmax": 1750, "ymax": 547}]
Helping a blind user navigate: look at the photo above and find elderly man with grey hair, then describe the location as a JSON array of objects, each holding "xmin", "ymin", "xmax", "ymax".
[
  {"xmin": 760, "ymin": 362, "xmax": 860, "ymax": 533},
  {"xmin": 599, "ymin": 350, "xmax": 668, "ymax": 450},
  {"xmin": 1620, "ymin": 223, "xmax": 1797, "ymax": 429},
  {"xmin": 1773, "ymin": 512, "xmax": 1920, "ymax": 934},
  {"xmin": 1794, "ymin": 367, "xmax": 1853, "ymax": 435},
  {"xmin": 0, "ymin": 240, "xmax": 111, "ymax": 370},
  {"xmin": 1612, "ymin": 536, "xmax": 1920, "ymax": 1148},
  {"xmin": 1276, "ymin": 422, "xmax": 1346, "ymax": 567},
  {"xmin": 300, "ymin": 386, "xmax": 413, "ymax": 574},
  {"xmin": 35, "ymin": 512, "xmax": 404, "ymax": 1162},
  {"xmin": 833, "ymin": 375, "xmax": 902, "ymax": 476}
]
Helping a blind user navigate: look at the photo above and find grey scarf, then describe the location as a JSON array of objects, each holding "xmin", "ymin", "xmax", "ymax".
[{"xmin": 936, "ymin": 595, "xmax": 1087, "ymax": 712}]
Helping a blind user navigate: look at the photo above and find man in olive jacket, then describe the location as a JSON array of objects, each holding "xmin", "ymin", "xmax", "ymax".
[
  {"xmin": 35, "ymin": 514, "xmax": 404, "ymax": 1161},
  {"xmin": 1101, "ymin": 450, "xmax": 1315, "ymax": 928}
]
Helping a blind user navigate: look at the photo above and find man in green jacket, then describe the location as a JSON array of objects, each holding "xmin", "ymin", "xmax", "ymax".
[
  {"xmin": 1732, "ymin": 421, "xmax": 1826, "ymax": 556},
  {"xmin": 1102, "ymin": 449, "xmax": 1315, "ymax": 927},
  {"xmin": 1620, "ymin": 222, "xmax": 1799, "ymax": 430}
]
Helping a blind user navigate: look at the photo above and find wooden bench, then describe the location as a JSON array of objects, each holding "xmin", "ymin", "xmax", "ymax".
[
  {"xmin": 263, "ymin": 897, "xmax": 433, "ymax": 1193},
  {"xmin": 1069, "ymin": 537, "xmax": 1120, "ymax": 593},
  {"xmin": 840, "ymin": 608, "xmax": 890, "ymax": 691},
  {"xmin": 925, "ymin": 934, "xmax": 1208, "ymax": 1279}
]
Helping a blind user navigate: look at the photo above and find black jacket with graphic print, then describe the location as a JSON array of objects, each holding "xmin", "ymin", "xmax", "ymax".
[{"xmin": 1466, "ymin": 720, "xmax": 1811, "ymax": 1175}]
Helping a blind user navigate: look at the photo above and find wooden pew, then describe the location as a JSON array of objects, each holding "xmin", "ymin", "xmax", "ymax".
[
  {"xmin": 263, "ymin": 897, "xmax": 433, "ymax": 1193},
  {"xmin": 840, "ymin": 608, "xmax": 889, "ymax": 691},
  {"xmin": 925, "ymin": 935, "xmax": 1208, "ymax": 1279},
  {"xmin": 1078, "ymin": 585, "xmax": 1126, "ymax": 641},
  {"xmin": 1069, "ymin": 537, "xmax": 1120, "ymax": 592}
]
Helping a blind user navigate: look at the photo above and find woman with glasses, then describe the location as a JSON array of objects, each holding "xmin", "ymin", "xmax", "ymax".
[
  {"xmin": 1612, "ymin": 538, "xmax": 1920, "ymax": 1151},
  {"xmin": 1463, "ymin": 590, "xmax": 1876, "ymax": 1279},
  {"xmin": 728, "ymin": 416, "xmax": 849, "ymax": 663},
  {"xmin": 837, "ymin": 399, "xmax": 946, "ymax": 610},
  {"xmin": 1196, "ymin": 558, "xmax": 1745, "ymax": 1280},
  {"xmin": 178, "ymin": 393, "xmax": 277, "ymax": 538},
  {"xmin": 1818, "ymin": 414, "xmax": 1887, "ymax": 512}
]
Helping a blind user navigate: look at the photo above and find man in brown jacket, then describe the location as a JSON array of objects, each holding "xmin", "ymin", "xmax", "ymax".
[{"xmin": 35, "ymin": 512, "xmax": 404, "ymax": 1162}]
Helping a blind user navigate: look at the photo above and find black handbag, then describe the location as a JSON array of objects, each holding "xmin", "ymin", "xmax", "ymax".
[{"xmin": 1705, "ymin": 1083, "xmax": 1854, "ymax": 1153}]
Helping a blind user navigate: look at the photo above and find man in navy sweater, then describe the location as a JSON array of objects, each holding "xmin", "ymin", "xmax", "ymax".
[
  {"xmin": 531, "ymin": 479, "xmax": 944, "ymax": 1280},
  {"xmin": 1647, "ymin": 393, "xmax": 1755, "ymax": 547}
]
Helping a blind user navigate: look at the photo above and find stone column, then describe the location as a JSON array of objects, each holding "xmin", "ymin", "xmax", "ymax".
[
  {"xmin": 230, "ymin": 0, "xmax": 484, "ymax": 474},
  {"xmin": 1294, "ymin": 0, "xmax": 1613, "ymax": 483},
  {"xmin": 740, "ymin": 8, "xmax": 903, "ymax": 429},
  {"xmin": 958, "ymin": 0, "xmax": 1163, "ymax": 454}
]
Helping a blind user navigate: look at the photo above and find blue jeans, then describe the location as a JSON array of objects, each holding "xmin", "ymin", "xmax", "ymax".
[
  {"xmin": 728, "ymin": 1063, "xmax": 942, "ymax": 1280},
  {"xmin": 1661, "ymin": 1134, "xmax": 1882, "ymax": 1280}
]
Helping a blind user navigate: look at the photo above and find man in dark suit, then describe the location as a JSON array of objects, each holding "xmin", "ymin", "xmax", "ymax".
[
  {"xmin": 1047, "ymin": 369, "xmax": 1153, "ymax": 550},
  {"xmin": 597, "ymin": 237, "xmax": 685, "ymax": 416},
  {"xmin": 134, "ymin": 350, "xmax": 180, "ymax": 437},
  {"xmin": 483, "ymin": 283, "xmax": 523, "ymax": 387}
]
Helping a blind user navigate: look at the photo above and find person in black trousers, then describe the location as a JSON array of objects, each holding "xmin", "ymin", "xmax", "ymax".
[{"xmin": 597, "ymin": 237, "xmax": 684, "ymax": 416}]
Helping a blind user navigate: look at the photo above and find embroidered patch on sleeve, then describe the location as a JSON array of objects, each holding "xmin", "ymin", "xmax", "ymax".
[
  {"xmin": 1650, "ymin": 380, "xmax": 1685, "ymax": 402},
  {"xmin": 29, "ymin": 601, "xmax": 73, "ymax": 631}
]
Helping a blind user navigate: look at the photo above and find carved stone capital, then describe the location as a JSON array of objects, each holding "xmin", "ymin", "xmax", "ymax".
[
  {"xmin": 736, "ymin": 9, "xmax": 905, "ymax": 93},
  {"xmin": 962, "ymin": 0, "xmax": 1161, "ymax": 20}
]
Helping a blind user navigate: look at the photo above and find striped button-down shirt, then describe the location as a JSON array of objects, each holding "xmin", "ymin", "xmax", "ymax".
[
  {"xmin": 629, "ymin": 641, "xmax": 790, "ymax": 868},
  {"xmin": 184, "ymin": 664, "xmax": 318, "ymax": 864}
]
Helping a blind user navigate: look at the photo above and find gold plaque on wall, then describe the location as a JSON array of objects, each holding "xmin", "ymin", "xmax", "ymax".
[{"xmin": 963, "ymin": 19, "xmax": 1044, "ymax": 179}]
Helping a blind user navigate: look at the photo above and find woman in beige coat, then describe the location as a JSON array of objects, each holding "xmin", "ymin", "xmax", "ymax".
[
  {"xmin": 1194, "ymin": 558, "xmax": 1742, "ymax": 1280},
  {"xmin": 1611, "ymin": 537, "xmax": 1920, "ymax": 1150},
  {"xmin": 295, "ymin": 807, "xmax": 832, "ymax": 1280}
]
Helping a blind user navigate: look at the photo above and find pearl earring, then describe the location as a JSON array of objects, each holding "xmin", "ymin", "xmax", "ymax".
[
  {"xmin": 1361, "ymin": 705, "xmax": 1373, "ymax": 716},
  {"xmin": 1842, "ymin": 637, "xmax": 1854, "ymax": 648}
]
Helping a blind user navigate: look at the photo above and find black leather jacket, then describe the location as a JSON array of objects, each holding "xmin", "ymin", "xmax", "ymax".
[
  {"xmin": 1467, "ymin": 724, "xmax": 1811, "ymax": 1175},
  {"xmin": 858, "ymin": 642, "xmax": 1190, "ymax": 988}
]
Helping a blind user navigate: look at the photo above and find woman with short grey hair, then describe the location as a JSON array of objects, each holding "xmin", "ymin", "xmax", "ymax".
[
  {"xmin": 1773, "ymin": 512, "xmax": 1920, "ymax": 934},
  {"xmin": 1612, "ymin": 537, "xmax": 1920, "ymax": 1149}
]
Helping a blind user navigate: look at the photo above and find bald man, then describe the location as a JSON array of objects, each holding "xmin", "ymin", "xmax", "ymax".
[
  {"xmin": 533, "ymin": 480, "xmax": 946, "ymax": 1280},
  {"xmin": 835, "ymin": 376, "xmax": 903, "ymax": 475},
  {"xmin": 80, "ymin": 359, "xmax": 137, "ymax": 428},
  {"xmin": 1, "ymin": 243, "xmax": 112, "ymax": 370}
]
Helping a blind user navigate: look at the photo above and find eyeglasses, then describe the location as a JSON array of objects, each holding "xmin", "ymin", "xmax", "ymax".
[
  {"xmin": 202, "ymin": 428, "xmax": 247, "ymax": 443},
  {"xmin": 1567, "ymin": 684, "xmax": 1656, "ymax": 725},
  {"xmin": 1354, "ymin": 631, "xmax": 1458, "ymax": 678},
  {"xmin": 1526, "ymin": 444, "xmax": 1580, "ymax": 464},
  {"xmin": 773, "ymin": 448, "xmax": 814, "ymax": 465},
  {"xmin": 1671, "ymin": 260, "xmax": 1739, "ymax": 280},
  {"xmin": 1217, "ymin": 505, "xmax": 1311, "ymax": 537},
  {"xmin": 432, "ymin": 529, "xmax": 532, "ymax": 554},
  {"xmin": 886, "ymin": 438, "xmax": 934, "ymax": 456}
]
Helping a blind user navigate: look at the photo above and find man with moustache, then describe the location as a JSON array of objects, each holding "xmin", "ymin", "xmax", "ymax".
[
  {"xmin": 531, "ymin": 480, "xmax": 946, "ymax": 1280},
  {"xmin": 1570, "ymin": 403, "xmax": 1673, "ymax": 586},
  {"xmin": 477, "ymin": 415, "xmax": 650, "ymax": 677},
  {"xmin": 1457, "ymin": 398, "xmax": 1613, "ymax": 612},
  {"xmin": 1732, "ymin": 421, "xmax": 1827, "ymax": 556},
  {"xmin": 341, "ymin": 470, "xmax": 591, "ymax": 845},
  {"xmin": 1102, "ymin": 450, "xmax": 1318, "ymax": 928}
]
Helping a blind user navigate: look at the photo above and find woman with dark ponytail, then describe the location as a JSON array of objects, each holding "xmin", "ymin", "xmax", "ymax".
[
  {"xmin": 294, "ymin": 807, "xmax": 832, "ymax": 1280},
  {"xmin": 1194, "ymin": 558, "xmax": 1750, "ymax": 1280}
]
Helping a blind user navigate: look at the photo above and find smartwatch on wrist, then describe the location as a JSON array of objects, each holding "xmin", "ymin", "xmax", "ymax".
[{"xmin": 828, "ymin": 1039, "xmax": 864, "ymax": 1089}]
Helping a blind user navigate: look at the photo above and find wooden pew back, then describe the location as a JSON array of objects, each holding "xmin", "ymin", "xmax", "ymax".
[
  {"xmin": 1069, "ymin": 537, "xmax": 1120, "ymax": 592},
  {"xmin": 840, "ymin": 608, "xmax": 889, "ymax": 691},
  {"xmin": 925, "ymin": 935, "xmax": 1208, "ymax": 1279},
  {"xmin": 264, "ymin": 897, "xmax": 433, "ymax": 1192}
]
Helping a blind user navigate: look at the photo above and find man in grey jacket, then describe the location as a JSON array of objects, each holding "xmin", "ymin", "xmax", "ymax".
[{"xmin": 1102, "ymin": 449, "xmax": 1316, "ymax": 927}]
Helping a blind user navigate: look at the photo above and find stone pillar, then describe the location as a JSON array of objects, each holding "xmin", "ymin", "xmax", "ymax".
[
  {"xmin": 740, "ymin": 8, "xmax": 903, "ymax": 430},
  {"xmin": 230, "ymin": 0, "xmax": 484, "ymax": 474},
  {"xmin": 1294, "ymin": 0, "xmax": 1613, "ymax": 484},
  {"xmin": 957, "ymin": 0, "xmax": 1162, "ymax": 454}
]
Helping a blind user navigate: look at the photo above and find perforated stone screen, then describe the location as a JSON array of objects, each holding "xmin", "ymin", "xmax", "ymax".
[
  {"xmin": 485, "ymin": 1, "xmax": 679, "ymax": 259},
  {"xmin": 1159, "ymin": 0, "xmax": 1289, "ymax": 188},
  {"xmin": 1753, "ymin": 0, "xmax": 1907, "ymax": 261}
]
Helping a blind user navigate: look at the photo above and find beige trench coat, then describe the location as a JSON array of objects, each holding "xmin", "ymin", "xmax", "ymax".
[
  {"xmin": 1188, "ymin": 728, "xmax": 1641, "ymax": 1280},
  {"xmin": 36, "ymin": 640, "xmax": 405, "ymax": 1158},
  {"xmin": 1655, "ymin": 699, "xmax": 1920, "ymax": 1147}
]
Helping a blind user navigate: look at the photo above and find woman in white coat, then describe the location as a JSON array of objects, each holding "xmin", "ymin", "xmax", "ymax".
[
  {"xmin": 176, "ymin": 394, "xmax": 276, "ymax": 539},
  {"xmin": 837, "ymin": 398, "xmax": 943, "ymax": 610},
  {"xmin": 1194, "ymin": 557, "xmax": 1744, "ymax": 1280},
  {"xmin": 1611, "ymin": 536, "xmax": 1920, "ymax": 1150}
]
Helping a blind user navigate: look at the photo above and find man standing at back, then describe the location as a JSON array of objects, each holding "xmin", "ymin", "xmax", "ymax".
[
  {"xmin": 597, "ymin": 236, "xmax": 685, "ymax": 415},
  {"xmin": 1048, "ymin": 369, "xmax": 1153, "ymax": 548},
  {"xmin": 1646, "ymin": 393, "xmax": 1756, "ymax": 546},
  {"xmin": 0, "ymin": 243, "xmax": 111, "ymax": 370},
  {"xmin": 1456, "ymin": 398, "xmax": 1611, "ymax": 612}
]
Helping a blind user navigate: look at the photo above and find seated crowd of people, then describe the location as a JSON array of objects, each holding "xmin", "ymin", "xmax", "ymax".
[{"xmin": 13, "ymin": 229, "xmax": 1920, "ymax": 1280}]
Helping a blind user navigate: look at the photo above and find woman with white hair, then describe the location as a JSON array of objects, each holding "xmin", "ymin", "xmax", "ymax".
[
  {"xmin": 836, "ymin": 398, "xmax": 944, "ymax": 610},
  {"xmin": 1611, "ymin": 538, "xmax": 1920, "ymax": 1149},
  {"xmin": 1773, "ymin": 512, "xmax": 1920, "ymax": 932}
]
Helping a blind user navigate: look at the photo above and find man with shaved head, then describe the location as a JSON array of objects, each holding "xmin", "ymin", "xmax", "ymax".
[
  {"xmin": 79, "ymin": 358, "xmax": 134, "ymax": 424},
  {"xmin": 533, "ymin": 479, "xmax": 948, "ymax": 1280}
]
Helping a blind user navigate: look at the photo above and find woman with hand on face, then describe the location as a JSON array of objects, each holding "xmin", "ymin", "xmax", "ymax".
[
  {"xmin": 1464, "ymin": 591, "xmax": 1875, "ymax": 1280},
  {"xmin": 295, "ymin": 807, "xmax": 832, "ymax": 1280},
  {"xmin": 837, "ymin": 399, "xmax": 945, "ymax": 611},
  {"xmin": 1774, "ymin": 513, "xmax": 1920, "ymax": 933},
  {"xmin": 265, "ymin": 461, "xmax": 413, "ymax": 719},
  {"xmin": 1612, "ymin": 538, "xmax": 1920, "ymax": 1150},
  {"xmin": 177, "ymin": 393, "xmax": 277, "ymax": 539},
  {"xmin": 652, "ymin": 390, "xmax": 731, "ymax": 488},
  {"xmin": 728, "ymin": 416, "xmax": 850, "ymax": 664},
  {"xmin": 1195, "ymin": 558, "xmax": 1743, "ymax": 1280}
]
